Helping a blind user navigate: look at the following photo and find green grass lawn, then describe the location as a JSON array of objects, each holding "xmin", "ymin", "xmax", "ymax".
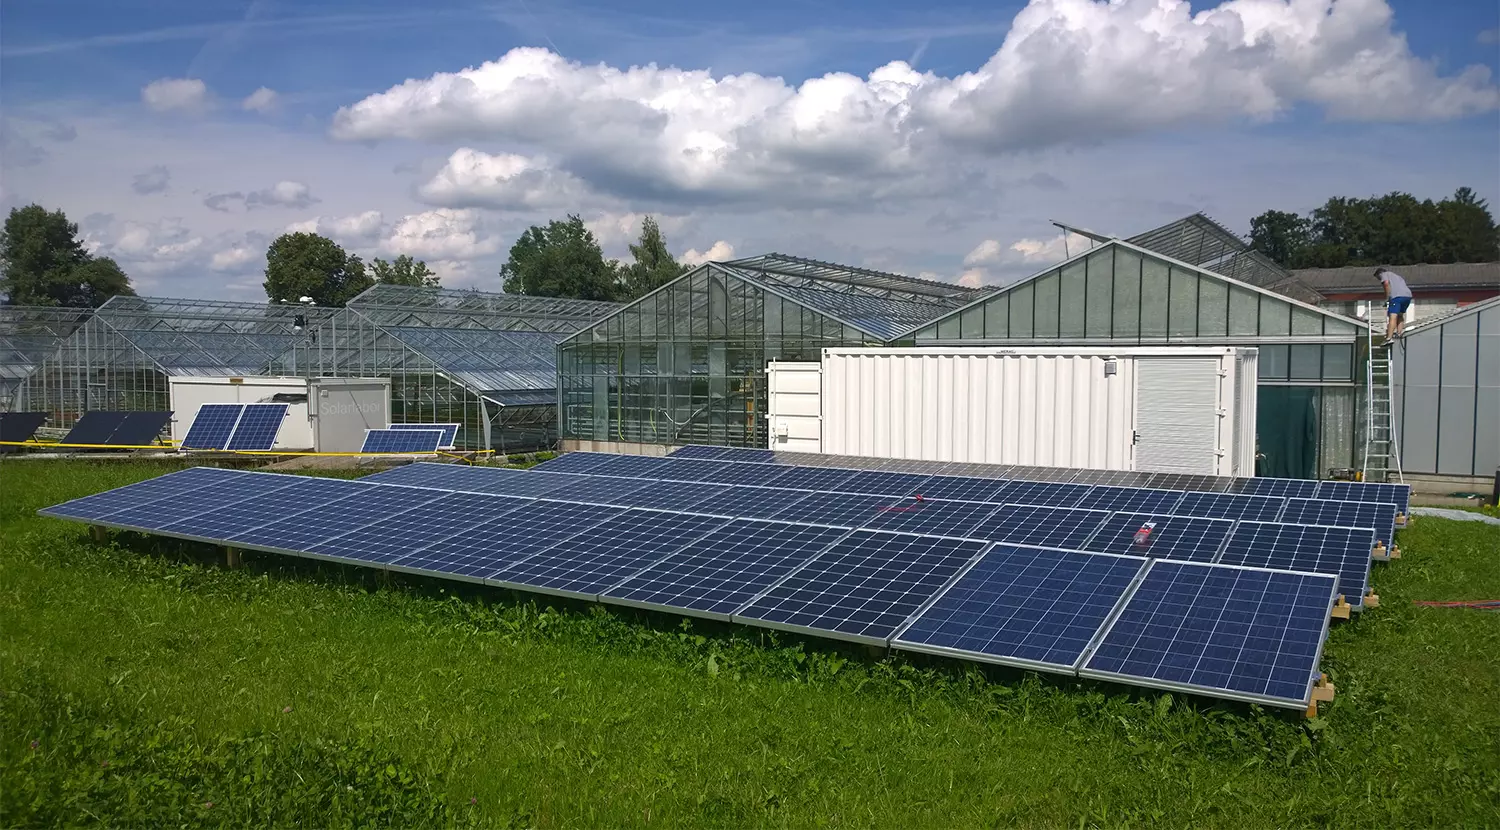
[{"xmin": 3, "ymin": 461, "xmax": 1498, "ymax": 828}]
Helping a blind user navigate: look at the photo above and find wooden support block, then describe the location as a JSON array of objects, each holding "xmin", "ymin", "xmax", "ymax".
[
  {"xmin": 1305, "ymin": 700, "xmax": 1319, "ymax": 719},
  {"xmin": 89, "ymin": 525, "xmax": 107, "ymax": 543},
  {"xmin": 1395, "ymin": 513, "xmax": 1409, "ymax": 528},
  {"xmin": 1331, "ymin": 595, "xmax": 1352, "ymax": 620},
  {"xmin": 1311, "ymin": 676, "xmax": 1336, "ymax": 703},
  {"xmin": 1364, "ymin": 592, "xmax": 1380, "ymax": 609},
  {"xmin": 1389, "ymin": 544, "xmax": 1401, "ymax": 560},
  {"xmin": 1372, "ymin": 541, "xmax": 1387, "ymax": 559},
  {"xmin": 224, "ymin": 546, "xmax": 242, "ymax": 569}
]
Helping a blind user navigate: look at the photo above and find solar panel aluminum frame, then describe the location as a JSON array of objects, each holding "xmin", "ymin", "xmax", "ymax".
[
  {"xmin": 390, "ymin": 423, "xmax": 460, "ymax": 449},
  {"xmin": 888, "ymin": 545, "xmax": 1151, "ymax": 676},
  {"xmin": 1075, "ymin": 560, "xmax": 1340, "ymax": 711},
  {"xmin": 727, "ymin": 532, "xmax": 996, "ymax": 649},
  {"xmin": 360, "ymin": 428, "xmax": 445, "ymax": 454}
]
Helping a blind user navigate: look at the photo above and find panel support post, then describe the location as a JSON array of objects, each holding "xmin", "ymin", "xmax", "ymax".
[
  {"xmin": 1330, "ymin": 595, "xmax": 1352, "ymax": 620},
  {"xmin": 90, "ymin": 525, "xmax": 107, "ymax": 544},
  {"xmin": 1305, "ymin": 673, "xmax": 1336, "ymax": 718},
  {"xmin": 224, "ymin": 546, "xmax": 242, "ymax": 569}
]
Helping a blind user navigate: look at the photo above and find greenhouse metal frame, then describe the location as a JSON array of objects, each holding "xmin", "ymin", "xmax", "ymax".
[{"xmin": 1, "ymin": 305, "xmax": 93, "ymax": 412}]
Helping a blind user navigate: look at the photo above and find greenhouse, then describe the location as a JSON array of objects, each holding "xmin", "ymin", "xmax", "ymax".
[
  {"xmin": 1, "ymin": 305, "xmax": 92, "ymax": 412},
  {"xmin": 267, "ymin": 284, "xmax": 619, "ymax": 451},
  {"xmin": 558, "ymin": 253, "xmax": 983, "ymax": 448}
]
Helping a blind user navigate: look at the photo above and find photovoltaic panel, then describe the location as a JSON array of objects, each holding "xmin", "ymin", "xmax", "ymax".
[
  {"xmin": 410, "ymin": 499, "xmax": 627, "ymax": 579},
  {"xmin": 0, "ymin": 412, "xmax": 47, "ymax": 453},
  {"xmin": 1280, "ymin": 498, "xmax": 1398, "ymax": 548},
  {"xmin": 1083, "ymin": 513, "xmax": 1235, "ymax": 563},
  {"xmin": 1067, "ymin": 469, "xmax": 1158, "ymax": 487},
  {"xmin": 226, "ymin": 483, "xmax": 448, "ymax": 555},
  {"xmin": 1173, "ymin": 491, "xmax": 1286, "ymax": 522},
  {"xmin": 1226, "ymin": 477, "xmax": 1321, "ymax": 499},
  {"xmin": 1075, "ymin": 486, "xmax": 1185, "ymax": 514},
  {"xmin": 181, "ymin": 404, "xmax": 244, "ymax": 449},
  {"xmin": 619, "ymin": 479, "xmax": 732, "ymax": 512},
  {"xmin": 875, "ymin": 458, "xmax": 957, "ymax": 474},
  {"xmin": 361, "ymin": 428, "xmax": 443, "ymax": 454},
  {"xmin": 419, "ymin": 467, "xmax": 582, "ymax": 498},
  {"xmin": 906, "ymin": 475, "xmax": 1013, "ymax": 504},
  {"xmin": 491, "ymin": 509, "xmax": 728, "ymax": 599},
  {"xmin": 109, "ymin": 412, "xmax": 173, "ymax": 447},
  {"xmin": 764, "ymin": 465, "xmax": 860, "ymax": 492},
  {"xmin": 38, "ymin": 466, "xmax": 247, "ymax": 521},
  {"xmin": 1004, "ymin": 465, "xmax": 1085, "ymax": 483},
  {"xmin": 713, "ymin": 448, "xmax": 776, "ymax": 463},
  {"xmin": 390, "ymin": 423, "xmax": 459, "ymax": 449},
  {"xmin": 1144, "ymin": 473, "xmax": 1234, "ymax": 493},
  {"xmin": 689, "ymin": 485, "xmax": 815, "ymax": 520},
  {"xmin": 528, "ymin": 474, "xmax": 657, "ymax": 506},
  {"xmin": 601, "ymin": 519, "xmax": 851, "ymax": 619},
  {"xmin": 61, "ymin": 411, "xmax": 130, "ymax": 446},
  {"xmin": 734, "ymin": 530, "xmax": 988, "ymax": 645},
  {"xmin": 101, "ymin": 470, "xmax": 306, "ymax": 531},
  {"xmin": 971, "ymin": 505, "xmax": 1110, "ymax": 549},
  {"xmin": 858, "ymin": 498, "xmax": 1001, "ymax": 538},
  {"xmin": 312, "ymin": 491, "xmax": 532, "ymax": 572},
  {"xmin": 157, "ymin": 476, "xmax": 363, "ymax": 540},
  {"xmin": 528, "ymin": 452, "xmax": 619, "ymax": 474},
  {"xmin": 894, "ymin": 545, "xmax": 1148, "ymax": 671},
  {"xmin": 1216, "ymin": 522, "xmax": 1374, "ymax": 610},
  {"xmin": 830, "ymin": 470, "xmax": 934, "ymax": 497},
  {"xmin": 225, "ymin": 404, "xmax": 288, "ymax": 451},
  {"xmin": 769, "ymin": 491, "xmax": 913, "ymax": 528},
  {"xmin": 581, "ymin": 454, "xmax": 673, "ymax": 478},
  {"xmin": 1080, "ymin": 560, "xmax": 1337, "ymax": 709},
  {"xmin": 667, "ymin": 444, "xmax": 731, "ymax": 459},
  {"xmin": 650, "ymin": 458, "xmax": 789, "ymax": 486},
  {"xmin": 992, "ymin": 480, "xmax": 1093, "ymax": 508},
  {"xmin": 357, "ymin": 462, "xmax": 466, "ymax": 488},
  {"xmin": 1315, "ymin": 480, "xmax": 1410, "ymax": 516}
]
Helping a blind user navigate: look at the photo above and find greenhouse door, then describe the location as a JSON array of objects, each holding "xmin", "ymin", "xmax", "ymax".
[{"xmin": 1133, "ymin": 357, "xmax": 1222, "ymax": 474}]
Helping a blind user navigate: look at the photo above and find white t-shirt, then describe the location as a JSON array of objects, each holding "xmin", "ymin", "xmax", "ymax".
[{"xmin": 1381, "ymin": 270, "xmax": 1412, "ymax": 298}]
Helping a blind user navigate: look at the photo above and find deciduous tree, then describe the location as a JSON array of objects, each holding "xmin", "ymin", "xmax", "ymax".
[
  {"xmin": 619, "ymin": 216, "xmax": 688, "ymax": 300},
  {"xmin": 499, "ymin": 215, "xmax": 619, "ymax": 301},
  {"xmin": 0, "ymin": 204, "xmax": 135, "ymax": 306},
  {"xmin": 371, "ymin": 254, "xmax": 439, "ymax": 288},
  {"xmin": 1249, "ymin": 188, "xmax": 1499, "ymax": 268},
  {"xmin": 262, "ymin": 232, "xmax": 372, "ymax": 307}
]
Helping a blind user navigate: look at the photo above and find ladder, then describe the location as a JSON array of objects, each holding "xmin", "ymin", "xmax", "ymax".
[{"xmin": 1362, "ymin": 318, "xmax": 1404, "ymax": 484}]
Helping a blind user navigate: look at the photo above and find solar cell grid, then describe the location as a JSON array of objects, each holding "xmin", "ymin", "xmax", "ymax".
[
  {"xmin": 530, "ymin": 474, "xmax": 656, "ymax": 506},
  {"xmin": 1226, "ymin": 477, "xmax": 1321, "ymax": 499},
  {"xmin": 1173, "ymin": 491, "xmax": 1286, "ymax": 522},
  {"xmin": 894, "ymin": 545, "xmax": 1147, "ymax": 671},
  {"xmin": 181, "ymin": 404, "xmax": 243, "ymax": 449},
  {"xmin": 771, "ymin": 491, "xmax": 913, "ymax": 528},
  {"xmin": 585, "ymin": 453, "xmax": 674, "ymax": 478},
  {"xmin": 602, "ymin": 519, "xmax": 851, "ymax": 619},
  {"xmin": 225, "ymin": 404, "xmax": 287, "ymax": 450},
  {"xmin": 1005, "ymin": 465, "xmax": 1085, "ymax": 483},
  {"xmin": 858, "ymin": 497, "xmax": 1001, "ymax": 538},
  {"xmin": 1080, "ymin": 560, "xmax": 1336, "ymax": 709},
  {"xmin": 357, "ymin": 462, "xmax": 465, "ymax": 488},
  {"xmin": 970, "ymin": 505, "xmax": 1110, "ymax": 549},
  {"xmin": 1316, "ymin": 480, "xmax": 1411, "ymax": 515},
  {"xmin": 159, "ymin": 475, "xmax": 363, "ymax": 540},
  {"xmin": 1279, "ymin": 498, "xmax": 1398, "ymax": 548},
  {"xmin": 427, "ymin": 467, "xmax": 582, "ymax": 498},
  {"xmin": 734, "ymin": 530, "xmax": 989, "ymax": 644},
  {"xmin": 491, "ymin": 509, "xmax": 728, "ymax": 599},
  {"xmin": 992, "ymin": 480, "xmax": 1093, "ymax": 508},
  {"xmin": 654, "ymin": 458, "xmax": 795, "ymax": 487},
  {"xmin": 906, "ymin": 475, "xmax": 1012, "ymax": 504},
  {"xmin": 667, "ymin": 444, "xmax": 730, "ymax": 460},
  {"xmin": 391, "ymin": 423, "xmax": 459, "ymax": 448},
  {"xmin": 39, "ymin": 466, "xmax": 246, "ymax": 521},
  {"xmin": 1067, "ymin": 469, "xmax": 1158, "ymax": 487},
  {"xmin": 713, "ymin": 448, "xmax": 776, "ymax": 463},
  {"xmin": 827, "ymin": 470, "xmax": 934, "ymax": 497},
  {"xmin": 315, "ymin": 492, "xmax": 531, "ymax": 573},
  {"xmin": 763, "ymin": 465, "xmax": 860, "ymax": 492},
  {"xmin": 1215, "ymin": 522, "xmax": 1373, "ymax": 610},
  {"xmin": 619, "ymin": 480, "xmax": 732, "ymax": 512},
  {"xmin": 102, "ymin": 470, "xmax": 305, "ymax": 530},
  {"xmin": 410, "ymin": 499, "xmax": 627, "ymax": 579},
  {"xmin": 1075, "ymin": 486, "xmax": 1185, "ymax": 514},
  {"xmin": 1144, "ymin": 473, "xmax": 1234, "ymax": 493},
  {"xmin": 1083, "ymin": 513, "xmax": 1235, "ymax": 563},
  {"xmin": 361, "ymin": 428, "xmax": 443, "ymax": 454},
  {"xmin": 227, "ymin": 484, "xmax": 447, "ymax": 555},
  {"xmin": 528, "ymin": 452, "xmax": 619, "ymax": 474},
  {"xmin": 689, "ymin": 485, "xmax": 815, "ymax": 520}
]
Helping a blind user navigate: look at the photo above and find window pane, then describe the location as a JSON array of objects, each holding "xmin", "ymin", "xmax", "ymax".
[
  {"xmin": 1033, "ymin": 272, "xmax": 1060, "ymax": 337},
  {"xmin": 914, "ymin": 324, "xmax": 936, "ymax": 343},
  {"xmin": 1085, "ymin": 250, "xmax": 1113, "ymax": 337},
  {"xmin": 1259, "ymin": 344, "xmax": 1289, "ymax": 379},
  {"xmin": 1322, "ymin": 343, "xmax": 1353, "ymax": 380},
  {"xmin": 1259, "ymin": 296, "xmax": 1291, "ymax": 336},
  {"xmin": 1113, "ymin": 248, "xmax": 1142, "ymax": 338},
  {"xmin": 1009, "ymin": 282, "xmax": 1035, "ymax": 338},
  {"xmin": 1291, "ymin": 305, "xmax": 1324, "ymax": 335},
  {"xmin": 960, "ymin": 305, "xmax": 984, "ymax": 339},
  {"xmin": 1289, "ymin": 344, "xmax": 1321, "ymax": 380},
  {"xmin": 1228, "ymin": 286, "xmax": 1258, "ymax": 336},
  {"xmin": 937, "ymin": 314, "xmax": 960, "ymax": 339},
  {"xmin": 1168, "ymin": 267, "xmax": 1199, "ymax": 338},
  {"xmin": 1059, "ymin": 261, "xmax": 1086, "ymax": 338},
  {"xmin": 1198, "ymin": 277, "xmax": 1228, "ymax": 337},
  {"xmin": 984, "ymin": 294, "xmax": 1009, "ymax": 338},
  {"xmin": 1140, "ymin": 257, "xmax": 1169, "ymax": 338}
]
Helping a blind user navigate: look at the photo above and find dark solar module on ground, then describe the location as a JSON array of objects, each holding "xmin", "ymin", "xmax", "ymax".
[
  {"xmin": 391, "ymin": 422, "xmax": 460, "ymax": 448},
  {"xmin": 360, "ymin": 428, "xmax": 444, "ymax": 454},
  {"xmin": 0, "ymin": 412, "xmax": 47, "ymax": 452},
  {"xmin": 109, "ymin": 411, "xmax": 174, "ymax": 447},
  {"xmin": 61, "ymin": 411, "xmax": 130, "ymax": 446}
]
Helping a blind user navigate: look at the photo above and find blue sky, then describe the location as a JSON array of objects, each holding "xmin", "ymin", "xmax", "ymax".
[{"xmin": 3, "ymin": 0, "xmax": 1498, "ymax": 299}]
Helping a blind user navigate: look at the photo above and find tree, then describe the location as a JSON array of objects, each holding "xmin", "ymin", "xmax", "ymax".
[
  {"xmin": 1248, "ymin": 210, "xmax": 1311, "ymax": 268},
  {"xmin": 500, "ymin": 215, "xmax": 619, "ymax": 301},
  {"xmin": 0, "ymin": 204, "xmax": 135, "ymax": 306},
  {"xmin": 1248, "ymin": 188, "xmax": 1499, "ymax": 269},
  {"xmin": 371, "ymin": 254, "xmax": 440, "ymax": 288},
  {"xmin": 619, "ymin": 216, "xmax": 688, "ymax": 300},
  {"xmin": 262, "ymin": 232, "xmax": 372, "ymax": 307}
]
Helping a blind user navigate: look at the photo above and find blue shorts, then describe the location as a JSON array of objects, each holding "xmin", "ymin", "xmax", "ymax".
[{"xmin": 1388, "ymin": 296, "xmax": 1412, "ymax": 315}]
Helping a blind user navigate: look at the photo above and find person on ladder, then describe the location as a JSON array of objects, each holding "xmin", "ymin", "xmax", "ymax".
[{"xmin": 1374, "ymin": 267, "xmax": 1412, "ymax": 345}]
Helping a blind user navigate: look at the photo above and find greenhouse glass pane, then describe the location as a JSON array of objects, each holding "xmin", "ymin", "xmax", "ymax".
[
  {"xmin": 1084, "ymin": 250, "xmax": 1113, "ymax": 338},
  {"xmin": 938, "ymin": 314, "xmax": 961, "ymax": 340},
  {"xmin": 1059, "ymin": 261, "xmax": 1086, "ymax": 338},
  {"xmin": 1112, "ymin": 248, "xmax": 1141, "ymax": 339},
  {"xmin": 1291, "ymin": 305, "xmax": 1324, "ymax": 336},
  {"xmin": 1198, "ymin": 277, "xmax": 1229, "ymax": 337},
  {"xmin": 1140, "ymin": 257, "xmax": 1169, "ymax": 338},
  {"xmin": 1259, "ymin": 295, "xmax": 1291, "ymax": 336},
  {"xmin": 1324, "ymin": 316, "xmax": 1358, "ymax": 336},
  {"xmin": 1322, "ymin": 343, "xmax": 1353, "ymax": 381},
  {"xmin": 1033, "ymin": 272, "xmax": 1060, "ymax": 338},
  {"xmin": 960, "ymin": 305, "xmax": 984, "ymax": 339},
  {"xmin": 984, "ymin": 294, "xmax": 1009, "ymax": 338},
  {"xmin": 1289, "ymin": 344, "xmax": 1321, "ymax": 380},
  {"xmin": 1228, "ymin": 286, "xmax": 1259, "ymax": 336},
  {"xmin": 1009, "ymin": 282, "xmax": 1035, "ymax": 338},
  {"xmin": 1259, "ymin": 344, "xmax": 1289, "ymax": 379},
  {"xmin": 914, "ymin": 322, "xmax": 937, "ymax": 343},
  {"xmin": 764, "ymin": 294, "xmax": 783, "ymax": 339},
  {"xmin": 1168, "ymin": 267, "xmax": 1199, "ymax": 338}
]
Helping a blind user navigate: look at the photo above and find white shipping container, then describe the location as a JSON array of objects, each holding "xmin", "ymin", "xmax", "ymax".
[
  {"xmin": 791, "ymin": 346, "xmax": 1258, "ymax": 476},
  {"xmin": 168, "ymin": 376, "xmax": 312, "ymax": 449}
]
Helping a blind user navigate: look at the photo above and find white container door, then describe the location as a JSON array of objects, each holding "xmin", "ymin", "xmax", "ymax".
[
  {"xmin": 766, "ymin": 361, "xmax": 822, "ymax": 452},
  {"xmin": 1133, "ymin": 357, "xmax": 1222, "ymax": 474}
]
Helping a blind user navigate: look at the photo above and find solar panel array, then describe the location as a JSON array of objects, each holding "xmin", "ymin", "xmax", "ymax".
[
  {"xmin": 180, "ymin": 403, "xmax": 289, "ymax": 451},
  {"xmin": 38, "ymin": 448, "xmax": 1407, "ymax": 712},
  {"xmin": 391, "ymin": 423, "xmax": 460, "ymax": 449},
  {"xmin": 58, "ymin": 411, "xmax": 173, "ymax": 448},
  {"xmin": 360, "ymin": 428, "xmax": 445, "ymax": 454}
]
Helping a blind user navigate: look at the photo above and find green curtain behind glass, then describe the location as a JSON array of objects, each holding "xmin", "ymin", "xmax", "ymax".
[{"xmin": 1256, "ymin": 386, "xmax": 1319, "ymax": 479}]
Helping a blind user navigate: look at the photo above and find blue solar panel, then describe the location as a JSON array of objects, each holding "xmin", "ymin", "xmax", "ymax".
[
  {"xmin": 1083, "ymin": 513, "xmax": 1235, "ymax": 563},
  {"xmin": 769, "ymin": 491, "xmax": 913, "ymax": 528},
  {"xmin": 158, "ymin": 476, "xmax": 363, "ymax": 540},
  {"xmin": 1075, "ymin": 486, "xmax": 1185, "ymax": 514},
  {"xmin": 1173, "ymin": 491, "xmax": 1286, "ymax": 522},
  {"xmin": 38, "ymin": 466, "xmax": 247, "ymax": 521},
  {"xmin": 110, "ymin": 411, "xmax": 173, "ymax": 446},
  {"xmin": 830, "ymin": 470, "xmax": 934, "ymax": 497},
  {"xmin": 409, "ymin": 467, "xmax": 580, "ymax": 498},
  {"xmin": 529, "ymin": 474, "xmax": 657, "ymax": 506},
  {"xmin": 894, "ymin": 545, "xmax": 1147, "ymax": 671},
  {"xmin": 227, "ymin": 484, "xmax": 448, "ymax": 555},
  {"xmin": 1279, "ymin": 498, "xmax": 1398, "ymax": 549},
  {"xmin": 361, "ymin": 429, "xmax": 443, "ymax": 454},
  {"xmin": 667, "ymin": 444, "xmax": 730, "ymax": 459},
  {"xmin": 858, "ymin": 498, "xmax": 1001, "ymax": 538},
  {"xmin": 734, "ymin": 530, "xmax": 988, "ymax": 645},
  {"xmin": 1143, "ymin": 473, "xmax": 1234, "ymax": 493},
  {"xmin": 311, "ymin": 492, "xmax": 531, "ymax": 572},
  {"xmin": 970, "ymin": 505, "xmax": 1110, "ymax": 549},
  {"xmin": 690, "ymin": 486, "xmax": 815, "ymax": 520},
  {"xmin": 491, "ymin": 509, "xmax": 728, "ymax": 599},
  {"xmin": 181, "ymin": 404, "xmax": 243, "ymax": 449},
  {"xmin": 992, "ymin": 480, "xmax": 1093, "ymax": 508},
  {"xmin": 225, "ymin": 404, "xmax": 288, "ymax": 451},
  {"xmin": 583, "ymin": 454, "xmax": 674, "ymax": 478},
  {"xmin": 620, "ymin": 480, "xmax": 732, "ymax": 512},
  {"xmin": 601, "ymin": 519, "xmax": 850, "ymax": 619},
  {"xmin": 528, "ymin": 452, "xmax": 619, "ymax": 474},
  {"xmin": 1080, "ymin": 560, "xmax": 1337, "ymax": 709},
  {"xmin": 1226, "ymin": 477, "xmax": 1321, "ymax": 499},
  {"xmin": 714, "ymin": 448, "xmax": 776, "ymax": 463},
  {"xmin": 1315, "ymin": 480, "xmax": 1410, "ymax": 515},
  {"xmin": 390, "ymin": 423, "xmax": 459, "ymax": 448},
  {"xmin": 100, "ymin": 471, "xmax": 305, "ymax": 531},
  {"xmin": 648, "ymin": 458, "xmax": 783, "ymax": 486},
  {"xmin": 765, "ymin": 465, "xmax": 861, "ymax": 492},
  {"xmin": 1215, "ymin": 522, "xmax": 1374, "ymax": 610},
  {"xmin": 358, "ymin": 462, "xmax": 465, "ymax": 488},
  {"xmin": 907, "ymin": 475, "xmax": 1013, "ymax": 504},
  {"xmin": 408, "ymin": 499, "xmax": 627, "ymax": 579}
]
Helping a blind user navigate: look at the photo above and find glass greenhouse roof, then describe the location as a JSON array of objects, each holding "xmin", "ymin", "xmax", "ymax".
[
  {"xmin": 1, "ymin": 305, "xmax": 91, "ymax": 384},
  {"xmin": 90, "ymin": 295, "xmax": 339, "ymax": 376},
  {"xmin": 347, "ymin": 284, "xmax": 619, "ymax": 333}
]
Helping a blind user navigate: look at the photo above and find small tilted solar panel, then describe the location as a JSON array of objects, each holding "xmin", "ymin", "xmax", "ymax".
[
  {"xmin": 180, "ymin": 404, "xmax": 245, "ymax": 449},
  {"xmin": 108, "ymin": 412, "xmax": 174, "ymax": 447},
  {"xmin": 60, "ymin": 411, "xmax": 131, "ymax": 446},
  {"xmin": 390, "ymin": 423, "xmax": 460, "ymax": 449},
  {"xmin": 360, "ymin": 428, "xmax": 444, "ymax": 454},
  {"xmin": 0, "ymin": 412, "xmax": 48, "ymax": 453},
  {"xmin": 1079, "ymin": 560, "xmax": 1337, "ymax": 710},
  {"xmin": 224, "ymin": 404, "xmax": 288, "ymax": 451}
]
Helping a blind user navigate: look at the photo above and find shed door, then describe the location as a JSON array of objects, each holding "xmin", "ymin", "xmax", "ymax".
[{"xmin": 1134, "ymin": 357, "xmax": 1221, "ymax": 474}]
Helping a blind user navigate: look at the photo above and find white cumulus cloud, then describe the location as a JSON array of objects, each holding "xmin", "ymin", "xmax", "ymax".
[
  {"xmin": 284, "ymin": 210, "xmax": 385, "ymax": 241},
  {"xmin": 209, "ymin": 244, "xmax": 259, "ymax": 272},
  {"xmin": 242, "ymin": 87, "xmax": 279, "ymax": 113},
  {"xmin": 417, "ymin": 147, "xmax": 590, "ymax": 210},
  {"xmin": 681, "ymin": 240, "xmax": 735, "ymax": 266},
  {"xmin": 381, "ymin": 209, "xmax": 500, "ymax": 260},
  {"xmin": 206, "ymin": 181, "xmax": 320, "ymax": 212},
  {"xmin": 141, "ymin": 78, "xmax": 210, "ymax": 113}
]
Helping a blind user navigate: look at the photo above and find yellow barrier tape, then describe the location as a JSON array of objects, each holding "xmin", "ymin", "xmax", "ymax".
[{"xmin": 0, "ymin": 439, "xmax": 495, "ymax": 458}]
